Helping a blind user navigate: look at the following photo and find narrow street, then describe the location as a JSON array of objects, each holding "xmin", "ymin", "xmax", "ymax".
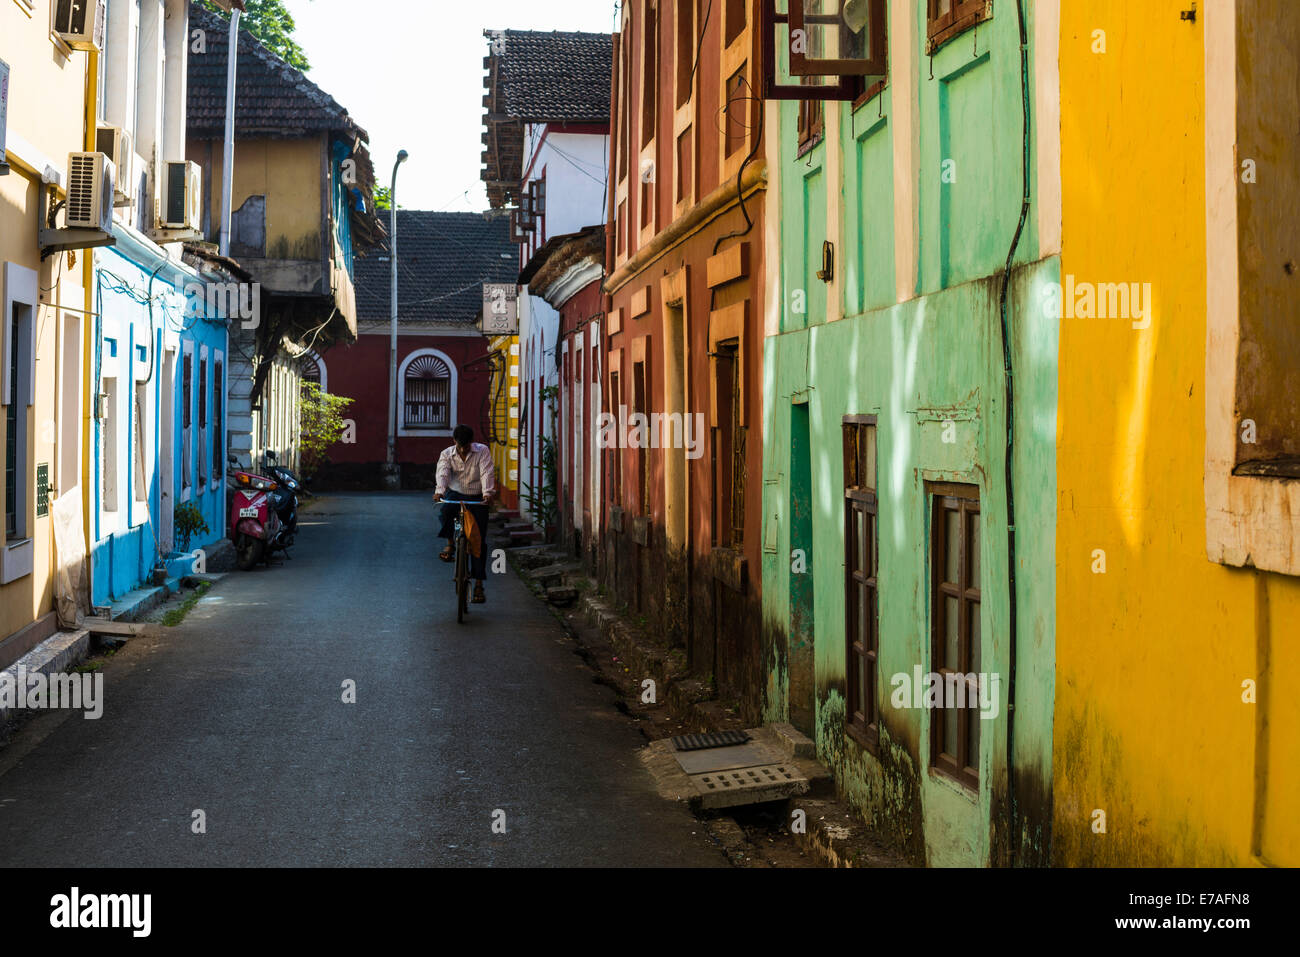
[{"xmin": 0, "ymin": 493, "xmax": 726, "ymax": 867}]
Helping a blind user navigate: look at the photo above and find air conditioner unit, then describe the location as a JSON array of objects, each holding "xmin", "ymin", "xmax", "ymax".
[
  {"xmin": 159, "ymin": 160, "xmax": 201, "ymax": 231},
  {"xmin": 66, "ymin": 151, "xmax": 114, "ymax": 232},
  {"xmin": 54, "ymin": 0, "xmax": 107, "ymax": 52},
  {"xmin": 95, "ymin": 125, "xmax": 135, "ymax": 206}
]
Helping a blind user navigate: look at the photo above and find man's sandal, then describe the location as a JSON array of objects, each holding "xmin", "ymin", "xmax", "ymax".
[
  {"xmin": 439, "ymin": 545, "xmax": 455, "ymax": 563},
  {"xmin": 472, "ymin": 584, "xmax": 486, "ymax": 604}
]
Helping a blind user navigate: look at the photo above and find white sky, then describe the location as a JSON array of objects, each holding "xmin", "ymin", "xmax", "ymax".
[{"xmin": 284, "ymin": 0, "xmax": 620, "ymax": 212}]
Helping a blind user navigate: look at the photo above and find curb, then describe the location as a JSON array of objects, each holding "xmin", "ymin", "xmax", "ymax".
[
  {"xmin": 511, "ymin": 546, "xmax": 911, "ymax": 868},
  {"xmin": 0, "ymin": 628, "xmax": 93, "ymax": 729}
]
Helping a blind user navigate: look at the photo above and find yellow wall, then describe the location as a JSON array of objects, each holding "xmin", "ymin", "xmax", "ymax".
[
  {"xmin": 189, "ymin": 135, "xmax": 325, "ymax": 259},
  {"xmin": 488, "ymin": 334, "xmax": 519, "ymax": 504},
  {"xmin": 1056, "ymin": 0, "xmax": 1299, "ymax": 867},
  {"xmin": 0, "ymin": 3, "xmax": 91, "ymax": 640}
]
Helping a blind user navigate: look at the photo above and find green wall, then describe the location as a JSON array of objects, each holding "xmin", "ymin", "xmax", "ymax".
[{"xmin": 761, "ymin": 0, "xmax": 1058, "ymax": 866}]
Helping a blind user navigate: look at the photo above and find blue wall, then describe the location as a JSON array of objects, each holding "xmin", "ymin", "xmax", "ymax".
[{"xmin": 91, "ymin": 242, "xmax": 230, "ymax": 608}]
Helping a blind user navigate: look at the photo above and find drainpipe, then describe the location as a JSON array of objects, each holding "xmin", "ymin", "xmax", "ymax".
[
  {"xmin": 386, "ymin": 150, "xmax": 408, "ymax": 482},
  {"xmin": 218, "ymin": 9, "xmax": 240, "ymax": 257},
  {"xmin": 82, "ymin": 46, "xmax": 99, "ymax": 609},
  {"xmin": 998, "ymin": 0, "xmax": 1032, "ymax": 866}
]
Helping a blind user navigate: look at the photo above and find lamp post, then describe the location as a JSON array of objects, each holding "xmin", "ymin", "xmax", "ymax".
[{"xmin": 385, "ymin": 149, "xmax": 409, "ymax": 486}]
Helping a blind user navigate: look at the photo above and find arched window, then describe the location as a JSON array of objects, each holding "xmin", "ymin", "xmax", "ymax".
[
  {"xmin": 300, "ymin": 351, "xmax": 327, "ymax": 393},
  {"xmin": 399, "ymin": 350, "xmax": 456, "ymax": 434}
]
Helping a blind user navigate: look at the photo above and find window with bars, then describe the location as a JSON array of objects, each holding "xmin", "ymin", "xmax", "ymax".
[
  {"xmin": 182, "ymin": 352, "xmax": 192, "ymax": 491},
  {"xmin": 198, "ymin": 358, "xmax": 208, "ymax": 485},
  {"xmin": 713, "ymin": 340, "xmax": 745, "ymax": 547},
  {"xmin": 929, "ymin": 482, "xmax": 981, "ymax": 791},
  {"xmin": 844, "ymin": 415, "xmax": 878, "ymax": 752},
  {"xmin": 642, "ymin": 1, "xmax": 658, "ymax": 148},
  {"xmin": 609, "ymin": 370, "xmax": 622, "ymax": 506},
  {"xmin": 213, "ymin": 360, "xmax": 224, "ymax": 475},
  {"xmin": 5, "ymin": 309, "xmax": 19, "ymax": 539},
  {"xmin": 675, "ymin": 0, "xmax": 695, "ymax": 109},
  {"xmin": 633, "ymin": 359, "xmax": 649, "ymax": 514},
  {"xmin": 404, "ymin": 354, "xmax": 451, "ymax": 429}
]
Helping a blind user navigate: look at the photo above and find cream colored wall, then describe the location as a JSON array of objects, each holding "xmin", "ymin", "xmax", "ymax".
[
  {"xmin": 0, "ymin": 1, "xmax": 91, "ymax": 641},
  {"xmin": 192, "ymin": 136, "xmax": 325, "ymax": 259}
]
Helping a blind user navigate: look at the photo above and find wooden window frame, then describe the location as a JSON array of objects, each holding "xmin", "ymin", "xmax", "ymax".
[
  {"xmin": 926, "ymin": 0, "xmax": 991, "ymax": 56},
  {"xmin": 671, "ymin": 0, "xmax": 698, "ymax": 218},
  {"xmin": 928, "ymin": 481, "xmax": 981, "ymax": 792},
  {"xmin": 641, "ymin": 0, "xmax": 659, "ymax": 149},
  {"xmin": 633, "ymin": 358, "xmax": 650, "ymax": 516},
  {"xmin": 844, "ymin": 415, "xmax": 879, "ymax": 754},
  {"xmin": 763, "ymin": 1, "xmax": 887, "ymax": 102},
  {"xmin": 608, "ymin": 366, "xmax": 623, "ymax": 507},
  {"xmin": 719, "ymin": 0, "xmax": 753, "ymax": 184}
]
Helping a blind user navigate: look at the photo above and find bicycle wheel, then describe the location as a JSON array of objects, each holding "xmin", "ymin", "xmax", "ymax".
[{"xmin": 455, "ymin": 531, "xmax": 469, "ymax": 623}]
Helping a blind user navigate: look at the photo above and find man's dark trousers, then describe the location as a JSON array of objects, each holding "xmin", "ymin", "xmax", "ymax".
[{"xmin": 439, "ymin": 491, "xmax": 490, "ymax": 579}]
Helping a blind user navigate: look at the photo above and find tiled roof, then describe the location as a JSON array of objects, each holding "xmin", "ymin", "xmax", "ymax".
[
  {"xmin": 187, "ymin": 2, "xmax": 368, "ymax": 141},
  {"xmin": 492, "ymin": 30, "xmax": 613, "ymax": 123},
  {"xmin": 354, "ymin": 212, "xmax": 517, "ymax": 325},
  {"xmin": 481, "ymin": 30, "xmax": 612, "ymax": 209}
]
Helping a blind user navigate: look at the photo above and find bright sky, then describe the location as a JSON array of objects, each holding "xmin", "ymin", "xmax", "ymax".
[{"xmin": 284, "ymin": 0, "xmax": 619, "ymax": 212}]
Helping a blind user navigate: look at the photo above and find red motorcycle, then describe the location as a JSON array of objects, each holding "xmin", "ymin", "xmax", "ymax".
[{"xmin": 227, "ymin": 465, "xmax": 291, "ymax": 570}]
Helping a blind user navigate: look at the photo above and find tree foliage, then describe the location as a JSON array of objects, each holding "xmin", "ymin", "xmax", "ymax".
[
  {"xmin": 299, "ymin": 381, "xmax": 354, "ymax": 477},
  {"xmin": 201, "ymin": 0, "xmax": 313, "ymax": 72}
]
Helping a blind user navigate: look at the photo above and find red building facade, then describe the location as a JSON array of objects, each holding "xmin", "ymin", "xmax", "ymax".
[{"xmin": 315, "ymin": 211, "xmax": 516, "ymax": 487}]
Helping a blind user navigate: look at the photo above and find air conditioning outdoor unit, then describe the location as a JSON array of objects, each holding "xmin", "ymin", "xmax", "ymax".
[
  {"xmin": 66, "ymin": 151, "xmax": 115, "ymax": 232},
  {"xmin": 95, "ymin": 125, "xmax": 135, "ymax": 206},
  {"xmin": 54, "ymin": 0, "xmax": 107, "ymax": 52},
  {"xmin": 159, "ymin": 160, "xmax": 201, "ymax": 231}
]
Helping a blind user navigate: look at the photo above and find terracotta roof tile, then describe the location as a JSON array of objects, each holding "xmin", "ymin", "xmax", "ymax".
[
  {"xmin": 187, "ymin": 2, "xmax": 367, "ymax": 140},
  {"xmin": 354, "ymin": 211, "xmax": 517, "ymax": 325}
]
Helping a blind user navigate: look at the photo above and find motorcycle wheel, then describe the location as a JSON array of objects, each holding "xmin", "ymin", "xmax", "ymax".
[{"xmin": 236, "ymin": 534, "xmax": 265, "ymax": 571}]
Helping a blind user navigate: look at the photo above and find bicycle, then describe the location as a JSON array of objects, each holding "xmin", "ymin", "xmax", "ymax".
[{"xmin": 440, "ymin": 498, "xmax": 488, "ymax": 624}]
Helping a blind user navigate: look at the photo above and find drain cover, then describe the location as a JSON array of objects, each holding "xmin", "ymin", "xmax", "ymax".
[
  {"xmin": 695, "ymin": 765, "xmax": 799, "ymax": 791},
  {"xmin": 688, "ymin": 764, "xmax": 809, "ymax": 809},
  {"xmin": 671, "ymin": 730, "xmax": 751, "ymax": 752}
]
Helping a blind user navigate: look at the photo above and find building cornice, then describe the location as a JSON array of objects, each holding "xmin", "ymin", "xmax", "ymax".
[{"xmin": 605, "ymin": 161, "xmax": 767, "ymax": 295}]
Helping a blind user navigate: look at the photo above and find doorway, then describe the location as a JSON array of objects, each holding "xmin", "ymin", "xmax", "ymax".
[{"xmin": 788, "ymin": 401, "xmax": 815, "ymax": 735}]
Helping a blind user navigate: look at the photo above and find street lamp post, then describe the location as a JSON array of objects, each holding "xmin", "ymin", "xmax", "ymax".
[{"xmin": 385, "ymin": 149, "xmax": 409, "ymax": 487}]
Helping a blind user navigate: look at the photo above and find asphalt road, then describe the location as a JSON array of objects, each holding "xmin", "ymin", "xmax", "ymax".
[{"xmin": 0, "ymin": 492, "xmax": 726, "ymax": 867}]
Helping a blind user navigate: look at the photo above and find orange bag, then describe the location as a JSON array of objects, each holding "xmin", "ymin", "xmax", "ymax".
[{"xmin": 464, "ymin": 506, "xmax": 483, "ymax": 559}]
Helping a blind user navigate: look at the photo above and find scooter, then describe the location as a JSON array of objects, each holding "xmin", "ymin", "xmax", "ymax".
[
  {"xmin": 226, "ymin": 454, "xmax": 293, "ymax": 570},
  {"xmin": 262, "ymin": 450, "xmax": 304, "ymax": 538}
]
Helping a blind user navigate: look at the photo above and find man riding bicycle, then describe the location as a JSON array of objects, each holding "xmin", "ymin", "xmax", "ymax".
[{"xmin": 434, "ymin": 425, "xmax": 497, "ymax": 604}]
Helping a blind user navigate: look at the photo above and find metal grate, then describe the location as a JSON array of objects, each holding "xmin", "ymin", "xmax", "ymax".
[
  {"xmin": 696, "ymin": 765, "xmax": 799, "ymax": 791},
  {"xmin": 671, "ymin": 730, "xmax": 751, "ymax": 752},
  {"xmin": 36, "ymin": 463, "xmax": 49, "ymax": 518}
]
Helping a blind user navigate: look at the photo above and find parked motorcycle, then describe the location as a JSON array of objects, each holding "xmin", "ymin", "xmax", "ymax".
[
  {"xmin": 262, "ymin": 451, "xmax": 305, "ymax": 538},
  {"xmin": 226, "ymin": 454, "xmax": 293, "ymax": 570}
]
